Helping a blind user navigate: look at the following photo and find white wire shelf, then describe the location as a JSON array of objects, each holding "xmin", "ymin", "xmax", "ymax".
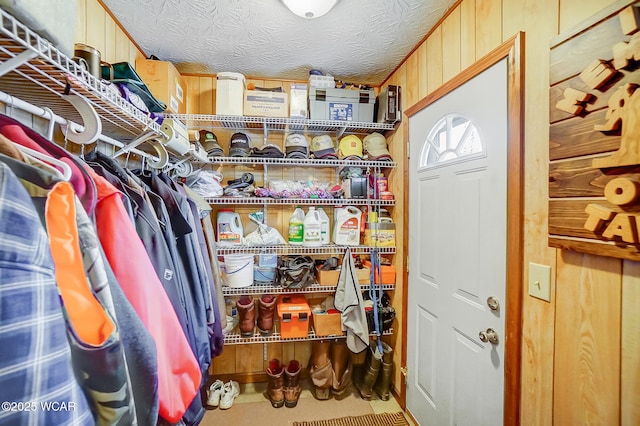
[
  {"xmin": 0, "ymin": 8, "xmax": 163, "ymax": 142},
  {"xmin": 216, "ymin": 244, "xmax": 396, "ymax": 255},
  {"xmin": 204, "ymin": 196, "xmax": 395, "ymax": 206},
  {"xmin": 167, "ymin": 114, "xmax": 397, "ymax": 134},
  {"xmin": 223, "ymin": 328, "xmax": 393, "ymax": 345},
  {"xmin": 222, "ymin": 282, "xmax": 395, "ymax": 296},
  {"xmin": 197, "ymin": 156, "xmax": 396, "ymax": 168}
]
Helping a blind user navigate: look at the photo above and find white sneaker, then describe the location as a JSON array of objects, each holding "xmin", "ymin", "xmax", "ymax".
[
  {"xmin": 206, "ymin": 379, "xmax": 224, "ymax": 407},
  {"xmin": 219, "ymin": 380, "xmax": 240, "ymax": 410},
  {"xmin": 222, "ymin": 315, "xmax": 238, "ymax": 335}
]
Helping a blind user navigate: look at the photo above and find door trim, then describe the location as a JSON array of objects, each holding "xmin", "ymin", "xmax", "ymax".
[{"xmin": 403, "ymin": 32, "xmax": 525, "ymax": 426}]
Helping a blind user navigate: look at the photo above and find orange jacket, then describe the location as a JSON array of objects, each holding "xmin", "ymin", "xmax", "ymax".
[{"xmin": 86, "ymin": 166, "xmax": 201, "ymax": 423}]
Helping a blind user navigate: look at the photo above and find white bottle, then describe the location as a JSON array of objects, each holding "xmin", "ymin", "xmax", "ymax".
[
  {"xmin": 317, "ymin": 207, "xmax": 330, "ymax": 245},
  {"xmin": 288, "ymin": 206, "xmax": 305, "ymax": 245},
  {"xmin": 303, "ymin": 207, "xmax": 322, "ymax": 246}
]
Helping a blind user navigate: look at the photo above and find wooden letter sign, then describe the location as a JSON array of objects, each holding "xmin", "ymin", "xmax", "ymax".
[{"xmin": 549, "ymin": 1, "xmax": 640, "ymax": 260}]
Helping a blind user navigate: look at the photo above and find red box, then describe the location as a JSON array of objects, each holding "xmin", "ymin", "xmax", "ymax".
[
  {"xmin": 277, "ymin": 295, "xmax": 311, "ymax": 339},
  {"xmin": 362, "ymin": 260, "xmax": 396, "ymax": 284}
]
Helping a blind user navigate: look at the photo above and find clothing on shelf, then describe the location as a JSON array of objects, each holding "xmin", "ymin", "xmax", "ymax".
[{"xmin": 0, "ymin": 113, "xmax": 224, "ymax": 426}]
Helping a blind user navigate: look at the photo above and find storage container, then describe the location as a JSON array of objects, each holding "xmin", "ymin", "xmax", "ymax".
[
  {"xmin": 277, "ymin": 295, "xmax": 311, "ymax": 339},
  {"xmin": 135, "ymin": 58, "xmax": 185, "ymax": 113},
  {"xmin": 315, "ymin": 267, "xmax": 370, "ymax": 285},
  {"xmin": 244, "ymin": 91, "xmax": 288, "ymax": 117},
  {"xmin": 312, "ymin": 309, "xmax": 344, "ymax": 337},
  {"xmin": 362, "ymin": 260, "xmax": 396, "ymax": 284},
  {"xmin": 216, "ymin": 72, "xmax": 246, "ymax": 115},
  {"xmin": 363, "ymin": 222, "xmax": 396, "ymax": 247},
  {"xmin": 290, "ymin": 83, "xmax": 308, "ymax": 118},
  {"xmin": 309, "ymin": 88, "xmax": 375, "ymax": 122}
]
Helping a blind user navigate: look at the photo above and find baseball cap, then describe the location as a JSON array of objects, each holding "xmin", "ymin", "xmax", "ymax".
[
  {"xmin": 285, "ymin": 133, "xmax": 309, "ymax": 159},
  {"xmin": 229, "ymin": 132, "xmax": 251, "ymax": 157},
  {"xmin": 363, "ymin": 132, "xmax": 392, "ymax": 161},
  {"xmin": 250, "ymin": 144, "xmax": 285, "ymax": 158},
  {"xmin": 310, "ymin": 134, "xmax": 337, "ymax": 159},
  {"xmin": 338, "ymin": 134, "xmax": 363, "ymax": 159},
  {"xmin": 199, "ymin": 130, "xmax": 224, "ymax": 158}
]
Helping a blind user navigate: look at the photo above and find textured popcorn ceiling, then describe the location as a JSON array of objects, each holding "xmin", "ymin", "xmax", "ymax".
[{"xmin": 102, "ymin": 0, "xmax": 456, "ymax": 86}]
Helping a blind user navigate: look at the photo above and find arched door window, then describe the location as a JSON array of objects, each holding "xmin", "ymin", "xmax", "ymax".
[{"xmin": 419, "ymin": 114, "xmax": 484, "ymax": 168}]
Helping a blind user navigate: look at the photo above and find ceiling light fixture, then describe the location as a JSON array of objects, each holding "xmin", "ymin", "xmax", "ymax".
[{"xmin": 282, "ymin": 0, "xmax": 338, "ymax": 19}]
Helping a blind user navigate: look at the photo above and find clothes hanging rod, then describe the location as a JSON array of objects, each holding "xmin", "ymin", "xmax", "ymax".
[{"xmin": 0, "ymin": 90, "xmax": 160, "ymax": 161}]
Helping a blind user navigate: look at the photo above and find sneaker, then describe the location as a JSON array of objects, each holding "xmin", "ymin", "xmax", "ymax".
[
  {"xmin": 219, "ymin": 380, "xmax": 240, "ymax": 410},
  {"xmin": 206, "ymin": 379, "xmax": 224, "ymax": 407},
  {"xmin": 222, "ymin": 315, "xmax": 238, "ymax": 335}
]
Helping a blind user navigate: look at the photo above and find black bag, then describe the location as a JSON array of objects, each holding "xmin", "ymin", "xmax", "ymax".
[
  {"xmin": 276, "ymin": 256, "xmax": 315, "ymax": 289},
  {"xmin": 364, "ymin": 291, "xmax": 395, "ymax": 332},
  {"xmin": 100, "ymin": 62, "xmax": 167, "ymax": 113}
]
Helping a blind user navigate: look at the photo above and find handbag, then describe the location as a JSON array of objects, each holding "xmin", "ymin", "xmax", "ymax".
[{"xmin": 100, "ymin": 61, "xmax": 167, "ymax": 113}]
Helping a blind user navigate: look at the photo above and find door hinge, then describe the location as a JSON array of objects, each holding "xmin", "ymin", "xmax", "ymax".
[
  {"xmin": 400, "ymin": 366, "xmax": 408, "ymax": 377},
  {"xmin": 407, "ymin": 140, "xmax": 410, "ymax": 159},
  {"xmin": 406, "ymin": 256, "xmax": 410, "ymax": 273}
]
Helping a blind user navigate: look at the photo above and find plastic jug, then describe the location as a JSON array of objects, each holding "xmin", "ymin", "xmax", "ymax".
[
  {"xmin": 317, "ymin": 207, "xmax": 330, "ymax": 245},
  {"xmin": 288, "ymin": 206, "xmax": 305, "ymax": 245},
  {"xmin": 217, "ymin": 209, "xmax": 243, "ymax": 245},
  {"xmin": 303, "ymin": 207, "xmax": 322, "ymax": 246},
  {"xmin": 333, "ymin": 206, "xmax": 362, "ymax": 246}
]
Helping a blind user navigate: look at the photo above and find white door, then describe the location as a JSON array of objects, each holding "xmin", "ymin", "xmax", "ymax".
[{"xmin": 407, "ymin": 59, "xmax": 508, "ymax": 426}]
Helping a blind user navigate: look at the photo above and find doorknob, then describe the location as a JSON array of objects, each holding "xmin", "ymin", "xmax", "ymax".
[
  {"xmin": 486, "ymin": 296, "xmax": 500, "ymax": 311},
  {"xmin": 479, "ymin": 328, "xmax": 499, "ymax": 344}
]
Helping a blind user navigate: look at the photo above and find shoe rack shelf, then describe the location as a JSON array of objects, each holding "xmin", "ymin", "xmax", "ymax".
[
  {"xmin": 205, "ymin": 196, "xmax": 394, "ymax": 206},
  {"xmin": 0, "ymin": 8, "xmax": 164, "ymax": 142},
  {"xmin": 222, "ymin": 282, "xmax": 395, "ymax": 296},
  {"xmin": 196, "ymin": 156, "xmax": 396, "ymax": 168},
  {"xmin": 168, "ymin": 113, "xmax": 396, "ymax": 137},
  {"xmin": 216, "ymin": 244, "xmax": 395, "ymax": 256},
  {"xmin": 223, "ymin": 328, "xmax": 393, "ymax": 345}
]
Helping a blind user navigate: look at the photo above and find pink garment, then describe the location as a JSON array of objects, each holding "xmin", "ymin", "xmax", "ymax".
[{"xmin": 86, "ymin": 166, "xmax": 201, "ymax": 423}]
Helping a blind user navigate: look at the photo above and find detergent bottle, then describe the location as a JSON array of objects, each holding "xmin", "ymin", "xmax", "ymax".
[
  {"xmin": 317, "ymin": 207, "xmax": 330, "ymax": 245},
  {"xmin": 217, "ymin": 209, "xmax": 243, "ymax": 245},
  {"xmin": 303, "ymin": 207, "xmax": 322, "ymax": 246},
  {"xmin": 333, "ymin": 206, "xmax": 362, "ymax": 246},
  {"xmin": 288, "ymin": 206, "xmax": 305, "ymax": 245}
]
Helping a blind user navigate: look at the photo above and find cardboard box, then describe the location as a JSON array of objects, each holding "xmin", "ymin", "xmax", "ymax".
[
  {"xmin": 244, "ymin": 91, "xmax": 288, "ymax": 117},
  {"xmin": 312, "ymin": 310, "xmax": 344, "ymax": 337},
  {"xmin": 362, "ymin": 260, "xmax": 396, "ymax": 284},
  {"xmin": 216, "ymin": 72, "xmax": 245, "ymax": 115},
  {"xmin": 135, "ymin": 58, "xmax": 185, "ymax": 114},
  {"xmin": 277, "ymin": 295, "xmax": 310, "ymax": 339},
  {"xmin": 316, "ymin": 267, "xmax": 370, "ymax": 286},
  {"xmin": 289, "ymin": 83, "xmax": 308, "ymax": 118}
]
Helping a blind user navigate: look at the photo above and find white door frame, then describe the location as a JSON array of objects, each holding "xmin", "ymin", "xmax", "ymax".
[{"xmin": 401, "ymin": 33, "xmax": 525, "ymax": 425}]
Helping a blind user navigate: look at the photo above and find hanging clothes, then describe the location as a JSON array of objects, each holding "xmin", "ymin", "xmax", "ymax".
[
  {"xmin": 86, "ymin": 166, "xmax": 201, "ymax": 423},
  {"xmin": 0, "ymin": 161, "xmax": 94, "ymax": 426}
]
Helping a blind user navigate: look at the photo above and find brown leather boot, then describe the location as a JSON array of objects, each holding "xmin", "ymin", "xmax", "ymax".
[
  {"xmin": 284, "ymin": 360, "xmax": 302, "ymax": 408},
  {"xmin": 355, "ymin": 341, "xmax": 382, "ymax": 400},
  {"xmin": 309, "ymin": 340, "xmax": 332, "ymax": 400},
  {"xmin": 330, "ymin": 340, "xmax": 353, "ymax": 399},
  {"xmin": 237, "ymin": 296, "xmax": 256, "ymax": 337},
  {"xmin": 266, "ymin": 359, "xmax": 285, "ymax": 408},
  {"xmin": 257, "ymin": 294, "xmax": 277, "ymax": 336},
  {"xmin": 374, "ymin": 342, "xmax": 393, "ymax": 401}
]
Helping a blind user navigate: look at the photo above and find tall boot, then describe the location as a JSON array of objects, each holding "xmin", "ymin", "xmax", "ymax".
[
  {"xmin": 284, "ymin": 360, "xmax": 302, "ymax": 408},
  {"xmin": 309, "ymin": 340, "xmax": 333, "ymax": 400},
  {"xmin": 236, "ymin": 295, "xmax": 256, "ymax": 337},
  {"xmin": 257, "ymin": 294, "xmax": 277, "ymax": 336},
  {"xmin": 374, "ymin": 342, "xmax": 394, "ymax": 401},
  {"xmin": 330, "ymin": 340, "xmax": 353, "ymax": 399},
  {"xmin": 355, "ymin": 340, "xmax": 382, "ymax": 400},
  {"xmin": 266, "ymin": 358, "xmax": 285, "ymax": 408}
]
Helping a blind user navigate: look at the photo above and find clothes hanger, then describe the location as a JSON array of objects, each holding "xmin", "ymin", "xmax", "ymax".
[{"xmin": 14, "ymin": 144, "xmax": 72, "ymax": 181}]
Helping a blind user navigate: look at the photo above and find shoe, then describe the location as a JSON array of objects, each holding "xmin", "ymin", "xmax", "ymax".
[
  {"xmin": 355, "ymin": 341, "xmax": 382, "ymax": 400},
  {"xmin": 206, "ymin": 379, "xmax": 224, "ymax": 407},
  {"xmin": 374, "ymin": 342, "xmax": 394, "ymax": 401},
  {"xmin": 266, "ymin": 359, "xmax": 285, "ymax": 408},
  {"xmin": 222, "ymin": 314, "xmax": 238, "ymax": 335},
  {"xmin": 284, "ymin": 360, "xmax": 302, "ymax": 408},
  {"xmin": 257, "ymin": 294, "xmax": 277, "ymax": 335},
  {"xmin": 237, "ymin": 296, "xmax": 256, "ymax": 337},
  {"xmin": 219, "ymin": 380, "xmax": 240, "ymax": 410},
  {"xmin": 330, "ymin": 340, "xmax": 353, "ymax": 399},
  {"xmin": 309, "ymin": 340, "xmax": 332, "ymax": 400}
]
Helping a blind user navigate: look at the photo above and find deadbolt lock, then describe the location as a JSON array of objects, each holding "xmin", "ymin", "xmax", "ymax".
[
  {"xmin": 486, "ymin": 296, "xmax": 500, "ymax": 311},
  {"xmin": 479, "ymin": 328, "xmax": 499, "ymax": 344}
]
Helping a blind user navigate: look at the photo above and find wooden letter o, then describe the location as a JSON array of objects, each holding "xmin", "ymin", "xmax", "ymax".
[{"xmin": 604, "ymin": 177, "xmax": 639, "ymax": 206}]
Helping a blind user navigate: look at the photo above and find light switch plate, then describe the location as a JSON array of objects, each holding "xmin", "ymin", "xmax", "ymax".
[{"xmin": 528, "ymin": 262, "xmax": 551, "ymax": 302}]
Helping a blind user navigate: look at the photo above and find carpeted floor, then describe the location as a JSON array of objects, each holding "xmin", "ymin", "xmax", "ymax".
[
  {"xmin": 200, "ymin": 379, "xmax": 415, "ymax": 426},
  {"xmin": 292, "ymin": 411, "xmax": 409, "ymax": 426}
]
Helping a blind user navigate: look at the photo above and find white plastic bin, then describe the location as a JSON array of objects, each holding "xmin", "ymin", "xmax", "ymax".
[{"xmin": 216, "ymin": 72, "xmax": 246, "ymax": 115}]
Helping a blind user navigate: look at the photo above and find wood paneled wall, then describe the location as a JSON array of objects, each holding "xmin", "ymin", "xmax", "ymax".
[
  {"xmin": 85, "ymin": 0, "xmax": 639, "ymax": 423},
  {"xmin": 383, "ymin": 0, "xmax": 639, "ymax": 424}
]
